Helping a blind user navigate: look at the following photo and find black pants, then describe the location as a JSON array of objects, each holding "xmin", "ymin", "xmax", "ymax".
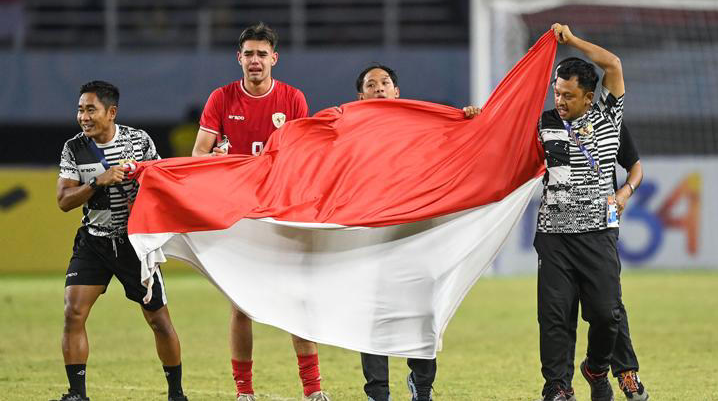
[
  {"xmin": 565, "ymin": 235, "xmax": 640, "ymax": 385},
  {"xmin": 535, "ymin": 229, "xmax": 623, "ymax": 392},
  {"xmin": 361, "ymin": 353, "xmax": 436, "ymax": 401},
  {"xmin": 565, "ymin": 301, "xmax": 640, "ymax": 384}
]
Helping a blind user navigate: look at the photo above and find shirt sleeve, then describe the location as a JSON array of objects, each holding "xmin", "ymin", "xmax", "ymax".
[
  {"xmin": 597, "ymin": 85, "xmax": 624, "ymax": 130},
  {"xmin": 141, "ymin": 131, "xmax": 161, "ymax": 161},
  {"xmin": 293, "ymin": 89, "xmax": 309, "ymax": 119},
  {"xmin": 59, "ymin": 142, "xmax": 80, "ymax": 181},
  {"xmin": 199, "ymin": 88, "xmax": 224, "ymax": 135},
  {"xmin": 616, "ymin": 123, "xmax": 639, "ymax": 171}
]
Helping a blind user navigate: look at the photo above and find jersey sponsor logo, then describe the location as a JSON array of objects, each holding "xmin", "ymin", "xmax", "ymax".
[
  {"xmin": 228, "ymin": 115, "xmax": 245, "ymax": 121},
  {"xmin": 272, "ymin": 112, "xmax": 286, "ymax": 128},
  {"xmin": 80, "ymin": 167, "xmax": 97, "ymax": 172},
  {"xmin": 66, "ymin": 272, "xmax": 78, "ymax": 278}
]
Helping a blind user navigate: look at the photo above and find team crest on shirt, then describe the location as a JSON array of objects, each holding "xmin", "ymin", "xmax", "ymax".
[
  {"xmin": 578, "ymin": 121, "xmax": 594, "ymax": 137},
  {"xmin": 119, "ymin": 157, "xmax": 136, "ymax": 167},
  {"xmin": 272, "ymin": 112, "xmax": 286, "ymax": 128}
]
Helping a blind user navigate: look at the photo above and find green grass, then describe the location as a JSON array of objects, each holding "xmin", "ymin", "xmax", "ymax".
[{"xmin": 1, "ymin": 269, "xmax": 717, "ymax": 400}]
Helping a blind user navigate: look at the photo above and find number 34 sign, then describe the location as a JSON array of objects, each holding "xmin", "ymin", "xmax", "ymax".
[
  {"xmin": 619, "ymin": 172, "xmax": 701, "ymax": 263},
  {"xmin": 508, "ymin": 158, "xmax": 718, "ymax": 270}
]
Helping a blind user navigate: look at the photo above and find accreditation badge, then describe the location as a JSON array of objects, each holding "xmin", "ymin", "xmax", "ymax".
[{"xmin": 606, "ymin": 196, "xmax": 619, "ymax": 228}]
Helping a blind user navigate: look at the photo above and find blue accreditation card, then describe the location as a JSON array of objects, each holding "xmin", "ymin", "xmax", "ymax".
[{"xmin": 606, "ymin": 196, "xmax": 619, "ymax": 228}]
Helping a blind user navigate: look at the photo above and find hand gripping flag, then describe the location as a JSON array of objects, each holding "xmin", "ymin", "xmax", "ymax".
[{"xmin": 128, "ymin": 31, "xmax": 557, "ymax": 358}]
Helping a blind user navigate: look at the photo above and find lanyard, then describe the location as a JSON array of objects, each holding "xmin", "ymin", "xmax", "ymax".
[
  {"xmin": 87, "ymin": 138, "xmax": 111, "ymax": 170},
  {"xmin": 563, "ymin": 120, "xmax": 601, "ymax": 176},
  {"xmin": 86, "ymin": 136, "xmax": 129, "ymax": 197}
]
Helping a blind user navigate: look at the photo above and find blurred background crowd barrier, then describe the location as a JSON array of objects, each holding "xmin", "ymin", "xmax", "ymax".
[{"xmin": 1, "ymin": 0, "xmax": 716, "ymax": 272}]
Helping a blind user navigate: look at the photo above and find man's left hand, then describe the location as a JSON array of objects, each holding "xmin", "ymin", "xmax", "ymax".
[
  {"xmin": 551, "ymin": 23, "xmax": 575, "ymax": 45},
  {"xmin": 463, "ymin": 106, "xmax": 482, "ymax": 119}
]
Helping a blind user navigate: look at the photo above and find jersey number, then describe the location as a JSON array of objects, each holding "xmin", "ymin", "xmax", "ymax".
[{"xmin": 252, "ymin": 141, "xmax": 264, "ymax": 156}]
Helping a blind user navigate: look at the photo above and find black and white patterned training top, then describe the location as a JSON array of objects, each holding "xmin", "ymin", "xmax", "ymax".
[
  {"xmin": 537, "ymin": 86, "xmax": 624, "ymax": 233},
  {"xmin": 59, "ymin": 124, "xmax": 160, "ymax": 237}
]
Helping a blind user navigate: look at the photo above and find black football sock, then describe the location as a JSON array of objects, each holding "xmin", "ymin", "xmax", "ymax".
[
  {"xmin": 163, "ymin": 364, "xmax": 184, "ymax": 397},
  {"xmin": 65, "ymin": 364, "xmax": 87, "ymax": 398}
]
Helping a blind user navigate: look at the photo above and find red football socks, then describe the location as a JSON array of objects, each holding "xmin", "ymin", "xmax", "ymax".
[
  {"xmin": 297, "ymin": 353, "xmax": 322, "ymax": 396},
  {"xmin": 232, "ymin": 359, "xmax": 254, "ymax": 395}
]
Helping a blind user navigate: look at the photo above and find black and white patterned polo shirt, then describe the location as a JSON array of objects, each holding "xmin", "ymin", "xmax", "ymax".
[
  {"xmin": 537, "ymin": 86, "xmax": 624, "ymax": 233},
  {"xmin": 59, "ymin": 124, "xmax": 160, "ymax": 237}
]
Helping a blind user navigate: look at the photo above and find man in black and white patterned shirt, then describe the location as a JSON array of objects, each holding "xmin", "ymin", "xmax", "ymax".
[
  {"xmin": 533, "ymin": 25, "xmax": 629, "ymax": 401},
  {"xmin": 546, "ymin": 58, "xmax": 649, "ymax": 401},
  {"xmin": 55, "ymin": 81, "xmax": 188, "ymax": 401}
]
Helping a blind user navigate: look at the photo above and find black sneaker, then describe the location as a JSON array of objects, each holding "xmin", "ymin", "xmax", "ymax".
[
  {"xmin": 580, "ymin": 359, "xmax": 614, "ymax": 401},
  {"xmin": 407, "ymin": 372, "xmax": 433, "ymax": 401},
  {"xmin": 49, "ymin": 390, "xmax": 90, "ymax": 401},
  {"xmin": 617, "ymin": 370, "xmax": 649, "ymax": 400},
  {"xmin": 540, "ymin": 386, "xmax": 568, "ymax": 401},
  {"xmin": 168, "ymin": 395, "xmax": 189, "ymax": 401}
]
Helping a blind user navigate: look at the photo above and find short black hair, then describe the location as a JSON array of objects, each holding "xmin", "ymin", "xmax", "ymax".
[
  {"xmin": 554, "ymin": 57, "xmax": 599, "ymax": 93},
  {"xmin": 355, "ymin": 64, "xmax": 398, "ymax": 93},
  {"xmin": 80, "ymin": 80, "xmax": 119, "ymax": 109},
  {"xmin": 239, "ymin": 22, "xmax": 278, "ymax": 51}
]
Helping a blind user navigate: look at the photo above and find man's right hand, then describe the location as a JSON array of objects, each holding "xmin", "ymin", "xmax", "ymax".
[
  {"xmin": 462, "ymin": 106, "xmax": 482, "ymax": 119},
  {"xmin": 96, "ymin": 166, "xmax": 126, "ymax": 186},
  {"xmin": 212, "ymin": 147, "xmax": 228, "ymax": 156}
]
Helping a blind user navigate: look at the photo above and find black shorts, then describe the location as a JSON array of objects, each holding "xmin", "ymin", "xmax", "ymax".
[{"xmin": 65, "ymin": 226, "xmax": 167, "ymax": 311}]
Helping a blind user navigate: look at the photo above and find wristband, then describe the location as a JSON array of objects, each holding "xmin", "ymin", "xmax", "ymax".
[
  {"xmin": 625, "ymin": 182, "xmax": 635, "ymax": 194},
  {"xmin": 88, "ymin": 176, "xmax": 99, "ymax": 190}
]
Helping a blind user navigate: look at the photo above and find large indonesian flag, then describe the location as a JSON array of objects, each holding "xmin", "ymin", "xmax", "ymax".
[{"xmin": 128, "ymin": 32, "xmax": 556, "ymax": 358}]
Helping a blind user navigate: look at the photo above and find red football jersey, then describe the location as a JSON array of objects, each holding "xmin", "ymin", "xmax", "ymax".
[{"xmin": 199, "ymin": 79, "xmax": 309, "ymax": 155}]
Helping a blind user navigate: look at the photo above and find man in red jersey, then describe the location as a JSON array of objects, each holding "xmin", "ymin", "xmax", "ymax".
[
  {"xmin": 192, "ymin": 23, "xmax": 329, "ymax": 401},
  {"xmin": 193, "ymin": 23, "xmax": 308, "ymax": 158}
]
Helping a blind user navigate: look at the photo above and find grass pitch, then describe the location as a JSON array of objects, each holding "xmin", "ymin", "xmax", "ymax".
[{"xmin": 1, "ymin": 269, "xmax": 716, "ymax": 400}]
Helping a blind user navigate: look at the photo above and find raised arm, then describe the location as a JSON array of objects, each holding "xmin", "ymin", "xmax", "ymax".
[{"xmin": 552, "ymin": 23, "xmax": 624, "ymax": 97}]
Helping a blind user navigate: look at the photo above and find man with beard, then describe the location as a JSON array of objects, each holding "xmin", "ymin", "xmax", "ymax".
[{"xmin": 192, "ymin": 22, "xmax": 329, "ymax": 401}]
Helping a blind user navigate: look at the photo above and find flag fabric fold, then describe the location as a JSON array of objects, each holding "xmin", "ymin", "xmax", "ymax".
[{"xmin": 128, "ymin": 31, "xmax": 557, "ymax": 358}]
